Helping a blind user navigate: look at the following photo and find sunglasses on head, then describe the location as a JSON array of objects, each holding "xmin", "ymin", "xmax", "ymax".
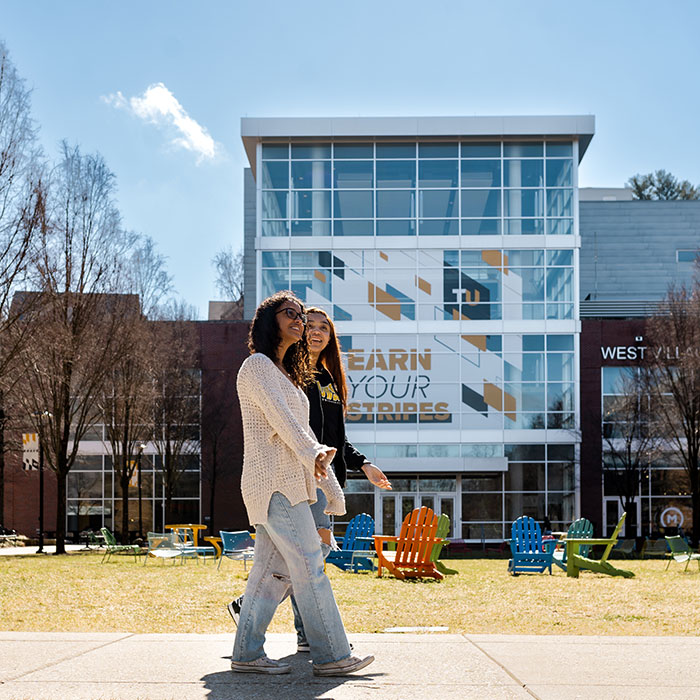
[{"xmin": 276, "ymin": 307, "xmax": 307, "ymax": 324}]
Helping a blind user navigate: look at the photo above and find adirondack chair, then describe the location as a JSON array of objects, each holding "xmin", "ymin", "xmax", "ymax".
[
  {"xmin": 613, "ymin": 539, "xmax": 636, "ymax": 558},
  {"xmin": 373, "ymin": 506, "xmax": 445, "ymax": 581},
  {"xmin": 640, "ymin": 538, "xmax": 668, "ymax": 558},
  {"xmin": 552, "ymin": 517, "xmax": 593, "ymax": 571},
  {"xmin": 326, "ymin": 513, "xmax": 375, "ymax": 572},
  {"xmin": 664, "ymin": 536, "xmax": 700, "ymax": 571},
  {"xmin": 565, "ymin": 513, "xmax": 634, "ymax": 578},
  {"xmin": 429, "ymin": 513, "xmax": 458, "ymax": 576},
  {"xmin": 508, "ymin": 516, "xmax": 555, "ymax": 575}
]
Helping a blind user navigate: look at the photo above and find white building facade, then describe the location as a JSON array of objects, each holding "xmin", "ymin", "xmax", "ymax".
[{"xmin": 242, "ymin": 116, "xmax": 595, "ymax": 542}]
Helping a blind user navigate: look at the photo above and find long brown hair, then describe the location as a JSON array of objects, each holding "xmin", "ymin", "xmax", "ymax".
[
  {"xmin": 306, "ymin": 306, "xmax": 348, "ymax": 410},
  {"xmin": 248, "ymin": 291, "xmax": 314, "ymax": 387}
]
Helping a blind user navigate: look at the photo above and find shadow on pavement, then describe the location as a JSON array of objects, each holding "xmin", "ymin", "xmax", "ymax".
[{"xmin": 202, "ymin": 652, "xmax": 383, "ymax": 700}]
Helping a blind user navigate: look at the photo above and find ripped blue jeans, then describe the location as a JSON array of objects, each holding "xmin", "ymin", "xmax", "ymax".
[{"xmin": 231, "ymin": 491, "xmax": 350, "ymax": 665}]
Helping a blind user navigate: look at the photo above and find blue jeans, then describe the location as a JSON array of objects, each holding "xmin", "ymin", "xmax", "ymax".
[
  {"xmin": 291, "ymin": 488, "xmax": 330, "ymax": 646},
  {"xmin": 232, "ymin": 491, "xmax": 350, "ymax": 665}
]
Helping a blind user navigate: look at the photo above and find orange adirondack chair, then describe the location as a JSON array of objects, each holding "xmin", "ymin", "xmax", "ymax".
[{"xmin": 373, "ymin": 506, "xmax": 445, "ymax": 581}]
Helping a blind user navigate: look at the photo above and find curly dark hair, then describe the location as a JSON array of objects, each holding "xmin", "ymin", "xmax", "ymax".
[
  {"xmin": 248, "ymin": 291, "xmax": 314, "ymax": 387},
  {"xmin": 306, "ymin": 306, "xmax": 348, "ymax": 411}
]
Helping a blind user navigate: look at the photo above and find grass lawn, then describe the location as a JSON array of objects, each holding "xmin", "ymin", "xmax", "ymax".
[{"xmin": 1, "ymin": 552, "xmax": 698, "ymax": 636}]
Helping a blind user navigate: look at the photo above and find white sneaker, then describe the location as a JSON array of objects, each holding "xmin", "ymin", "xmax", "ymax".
[
  {"xmin": 230, "ymin": 655, "xmax": 291, "ymax": 675},
  {"xmin": 313, "ymin": 654, "xmax": 374, "ymax": 677}
]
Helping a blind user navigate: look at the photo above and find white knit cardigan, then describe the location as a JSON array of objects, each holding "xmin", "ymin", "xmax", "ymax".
[{"xmin": 237, "ymin": 352, "xmax": 346, "ymax": 526}]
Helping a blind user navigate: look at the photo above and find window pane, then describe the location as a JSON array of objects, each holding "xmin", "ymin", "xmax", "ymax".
[
  {"xmin": 333, "ymin": 220, "xmax": 373, "ymax": 236},
  {"xmin": 419, "ymin": 142, "xmax": 458, "ymax": 158},
  {"xmin": 547, "ymin": 189, "xmax": 573, "ymax": 217},
  {"xmin": 462, "ymin": 142, "xmax": 500, "ymax": 157},
  {"xmin": 377, "ymin": 190, "xmax": 415, "ymax": 218},
  {"xmin": 291, "ymin": 220, "xmax": 331, "ymax": 236},
  {"xmin": 334, "ymin": 143, "xmax": 372, "ymax": 158},
  {"xmin": 292, "ymin": 190, "xmax": 331, "ymax": 219},
  {"xmin": 506, "ymin": 462, "xmax": 545, "ymax": 491},
  {"xmin": 419, "ymin": 160, "xmax": 458, "ymax": 187},
  {"xmin": 376, "ymin": 220, "xmax": 416, "ymax": 236},
  {"xmin": 504, "ymin": 159, "xmax": 544, "ymax": 187},
  {"xmin": 419, "ymin": 190, "xmax": 458, "ymax": 218},
  {"xmin": 376, "ymin": 142, "xmax": 415, "ymax": 158},
  {"xmin": 334, "ymin": 191, "xmax": 373, "ymax": 218},
  {"xmin": 547, "ymin": 268, "xmax": 573, "ymax": 302},
  {"xmin": 262, "ymin": 269, "xmax": 289, "ymax": 296},
  {"xmin": 262, "ymin": 221, "xmax": 289, "ymax": 236},
  {"xmin": 419, "ymin": 219, "xmax": 459, "ymax": 236},
  {"xmin": 261, "ymin": 161, "xmax": 288, "ymax": 189},
  {"xmin": 506, "ymin": 249, "xmax": 544, "ymax": 266},
  {"xmin": 504, "ymin": 142, "xmax": 543, "ymax": 157},
  {"xmin": 547, "ymin": 335, "xmax": 573, "ymax": 351},
  {"xmin": 291, "ymin": 143, "xmax": 330, "ymax": 159},
  {"xmin": 547, "ymin": 250, "xmax": 573, "ymax": 266},
  {"xmin": 512, "ymin": 268, "xmax": 545, "ymax": 301},
  {"xmin": 505, "ymin": 219, "xmax": 544, "ymax": 235},
  {"xmin": 262, "ymin": 191, "xmax": 287, "ymax": 219},
  {"xmin": 462, "ymin": 492, "xmax": 501, "ymax": 520},
  {"xmin": 547, "ymin": 353, "xmax": 575, "ymax": 382},
  {"xmin": 291, "ymin": 161, "xmax": 330, "ymax": 189},
  {"xmin": 261, "ymin": 251, "xmax": 288, "ymax": 267},
  {"xmin": 547, "ymin": 219, "xmax": 573, "ymax": 235},
  {"xmin": 504, "ymin": 189, "xmax": 544, "ymax": 218},
  {"xmin": 546, "ymin": 159, "xmax": 573, "ymax": 187},
  {"xmin": 376, "ymin": 160, "xmax": 416, "ymax": 188},
  {"xmin": 262, "ymin": 143, "xmax": 288, "ymax": 159},
  {"xmin": 333, "ymin": 161, "xmax": 373, "ymax": 189},
  {"xmin": 462, "ymin": 219, "xmax": 501, "ymax": 235},
  {"xmin": 461, "ymin": 189, "xmax": 500, "ymax": 217},
  {"xmin": 461, "ymin": 160, "xmax": 501, "ymax": 187},
  {"xmin": 546, "ymin": 143, "xmax": 573, "ymax": 157}
]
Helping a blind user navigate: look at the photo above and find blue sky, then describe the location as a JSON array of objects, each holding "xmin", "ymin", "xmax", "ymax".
[{"xmin": 3, "ymin": 1, "xmax": 700, "ymax": 317}]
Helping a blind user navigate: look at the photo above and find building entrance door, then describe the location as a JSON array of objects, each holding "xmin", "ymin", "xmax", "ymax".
[
  {"xmin": 603, "ymin": 496, "xmax": 640, "ymax": 537},
  {"xmin": 380, "ymin": 493, "xmax": 456, "ymax": 537}
]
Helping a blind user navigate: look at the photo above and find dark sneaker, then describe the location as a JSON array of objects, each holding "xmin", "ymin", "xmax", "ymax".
[
  {"xmin": 313, "ymin": 654, "xmax": 374, "ymax": 677},
  {"xmin": 227, "ymin": 595, "xmax": 243, "ymax": 626},
  {"xmin": 231, "ymin": 655, "xmax": 291, "ymax": 675}
]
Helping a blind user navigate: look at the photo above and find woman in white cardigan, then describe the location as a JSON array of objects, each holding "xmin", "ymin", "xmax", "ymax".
[{"xmin": 230, "ymin": 291, "xmax": 374, "ymax": 677}]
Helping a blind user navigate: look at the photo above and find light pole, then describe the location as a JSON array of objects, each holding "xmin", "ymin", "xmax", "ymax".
[
  {"xmin": 34, "ymin": 411, "xmax": 52, "ymax": 554},
  {"xmin": 137, "ymin": 443, "xmax": 146, "ymax": 539}
]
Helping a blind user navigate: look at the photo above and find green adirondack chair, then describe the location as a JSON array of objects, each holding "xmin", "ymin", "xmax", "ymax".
[
  {"xmin": 565, "ymin": 513, "xmax": 634, "ymax": 578},
  {"xmin": 100, "ymin": 527, "xmax": 141, "ymax": 563},
  {"xmin": 429, "ymin": 513, "xmax": 457, "ymax": 576},
  {"xmin": 664, "ymin": 536, "xmax": 700, "ymax": 571},
  {"xmin": 553, "ymin": 517, "xmax": 593, "ymax": 571}
]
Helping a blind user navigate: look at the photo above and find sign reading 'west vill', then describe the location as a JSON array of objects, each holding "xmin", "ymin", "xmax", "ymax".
[{"xmin": 600, "ymin": 346, "xmax": 700, "ymax": 361}]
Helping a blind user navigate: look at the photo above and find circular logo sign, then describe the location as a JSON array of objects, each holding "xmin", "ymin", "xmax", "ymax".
[{"xmin": 660, "ymin": 506, "xmax": 684, "ymax": 528}]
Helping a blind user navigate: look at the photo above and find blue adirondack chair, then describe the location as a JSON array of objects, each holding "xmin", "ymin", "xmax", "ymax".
[
  {"xmin": 552, "ymin": 517, "xmax": 593, "ymax": 571},
  {"xmin": 508, "ymin": 516, "xmax": 555, "ymax": 575},
  {"xmin": 326, "ymin": 513, "xmax": 375, "ymax": 572}
]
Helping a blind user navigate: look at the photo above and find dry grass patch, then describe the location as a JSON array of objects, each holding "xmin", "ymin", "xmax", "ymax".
[{"xmin": 0, "ymin": 553, "xmax": 698, "ymax": 636}]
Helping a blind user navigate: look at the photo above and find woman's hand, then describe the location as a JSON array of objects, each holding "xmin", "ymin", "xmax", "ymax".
[
  {"xmin": 361, "ymin": 463, "xmax": 392, "ymax": 490},
  {"xmin": 314, "ymin": 447, "xmax": 336, "ymax": 480}
]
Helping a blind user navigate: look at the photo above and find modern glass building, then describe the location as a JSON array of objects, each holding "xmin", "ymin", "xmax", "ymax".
[{"xmin": 242, "ymin": 116, "xmax": 595, "ymax": 542}]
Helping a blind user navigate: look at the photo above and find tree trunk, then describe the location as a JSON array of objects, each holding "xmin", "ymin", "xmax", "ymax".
[
  {"xmin": 55, "ymin": 470, "xmax": 67, "ymax": 554},
  {"xmin": 120, "ymin": 469, "xmax": 131, "ymax": 544},
  {"xmin": 692, "ymin": 490, "xmax": 700, "ymax": 548},
  {"xmin": 0, "ymin": 395, "xmax": 5, "ymax": 526}
]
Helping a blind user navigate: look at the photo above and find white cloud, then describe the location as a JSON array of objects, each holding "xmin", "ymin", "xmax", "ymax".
[{"xmin": 103, "ymin": 83, "xmax": 219, "ymax": 163}]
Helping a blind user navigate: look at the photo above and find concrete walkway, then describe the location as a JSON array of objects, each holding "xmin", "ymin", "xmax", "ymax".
[{"xmin": 1, "ymin": 632, "xmax": 699, "ymax": 699}]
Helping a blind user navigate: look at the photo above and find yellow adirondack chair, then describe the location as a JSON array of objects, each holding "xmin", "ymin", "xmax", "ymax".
[{"xmin": 565, "ymin": 513, "xmax": 634, "ymax": 578}]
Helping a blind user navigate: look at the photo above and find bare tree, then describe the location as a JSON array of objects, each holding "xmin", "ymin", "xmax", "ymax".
[
  {"xmin": 602, "ymin": 368, "xmax": 663, "ymax": 536},
  {"xmin": 150, "ymin": 309, "xmax": 201, "ymax": 524},
  {"xmin": 14, "ymin": 142, "xmax": 133, "ymax": 553},
  {"xmin": 128, "ymin": 235, "xmax": 174, "ymax": 318},
  {"xmin": 644, "ymin": 284, "xmax": 700, "ymax": 544},
  {"xmin": 212, "ymin": 246, "xmax": 244, "ymax": 319},
  {"xmin": 0, "ymin": 41, "xmax": 45, "ymax": 524}
]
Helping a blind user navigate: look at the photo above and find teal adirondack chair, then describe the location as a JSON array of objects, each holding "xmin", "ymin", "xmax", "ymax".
[
  {"xmin": 664, "ymin": 536, "xmax": 700, "ymax": 571},
  {"xmin": 508, "ymin": 516, "xmax": 555, "ymax": 575},
  {"xmin": 553, "ymin": 517, "xmax": 593, "ymax": 571},
  {"xmin": 429, "ymin": 513, "xmax": 457, "ymax": 576},
  {"xmin": 326, "ymin": 513, "xmax": 375, "ymax": 572},
  {"xmin": 565, "ymin": 513, "xmax": 634, "ymax": 578}
]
